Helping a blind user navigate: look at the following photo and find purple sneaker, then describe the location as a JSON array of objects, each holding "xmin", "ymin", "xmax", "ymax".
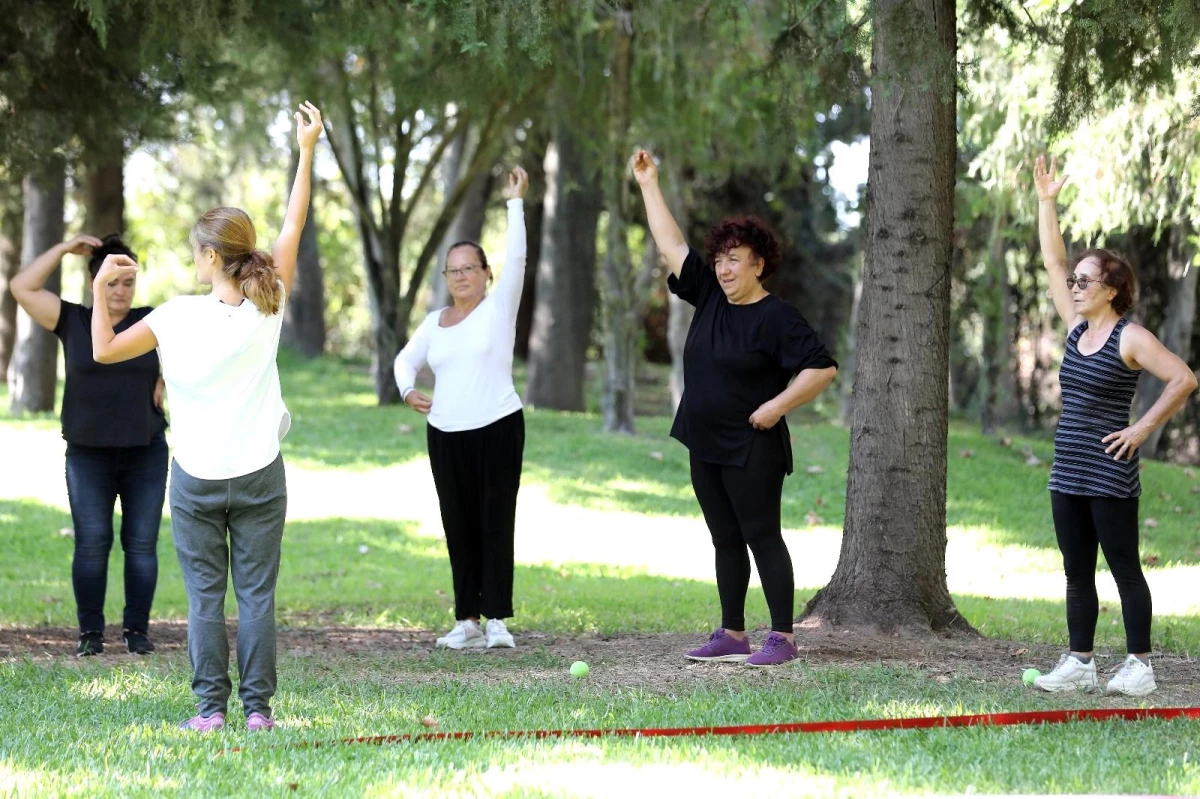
[
  {"xmin": 686, "ymin": 629, "xmax": 752, "ymax": 662},
  {"xmin": 246, "ymin": 712, "xmax": 275, "ymax": 732},
  {"xmin": 744, "ymin": 632, "xmax": 799, "ymax": 668},
  {"xmin": 180, "ymin": 712, "xmax": 225, "ymax": 732}
]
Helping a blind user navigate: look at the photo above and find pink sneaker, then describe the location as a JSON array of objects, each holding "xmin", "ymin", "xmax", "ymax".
[
  {"xmin": 246, "ymin": 712, "xmax": 275, "ymax": 732},
  {"xmin": 180, "ymin": 712, "xmax": 225, "ymax": 732}
]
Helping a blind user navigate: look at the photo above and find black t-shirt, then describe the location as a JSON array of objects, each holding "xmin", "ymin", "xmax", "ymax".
[
  {"xmin": 53, "ymin": 300, "xmax": 166, "ymax": 447},
  {"xmin": 668, "ymin": 248, "xmax": 837, "ymax": 473}
]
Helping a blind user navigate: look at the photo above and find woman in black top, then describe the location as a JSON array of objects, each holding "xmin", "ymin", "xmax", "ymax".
[
  {"xmin": 10, "ymin": 234, "xmax": 167, "ymax": 657},
  {"xmin": 633, "ymin": 150, "xmax": 838, "ymax": 668},
  {"xmin": 1031, "ymin": 155, "xmax": 1196, "ymax": 696}
]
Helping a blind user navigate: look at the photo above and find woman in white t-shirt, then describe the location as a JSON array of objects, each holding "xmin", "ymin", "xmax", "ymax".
[
  {"xmin": 395, "ymin": 166, "xmax": 528, "ymax": 651},
  {"xmin": 89, "ymin": 102, "xmax": 323, "ymax": 733}
]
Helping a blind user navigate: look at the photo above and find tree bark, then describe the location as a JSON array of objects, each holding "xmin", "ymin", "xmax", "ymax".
[
  {"xmin": 802, "ymin": 0, "xmax": 969, "ymax": 633},
  {"xmin": 599, "ymin": 6, "xmax": 638, "ymax": 433},
  {"xmin": 0, "ymin": 191, "xmax": 22, "ymax": 377},
  {"xmin": 979, "ymin": 203, "xmax": 1013, "ymax": 435},
  {"xmin": 514, "ymin": 127, "xmax": 550, "ymax": 360},
  {"xmin": 281, "ymin": 143, "xmax": 327, "ymax": 358},
  {"xmin": 663, "ymin": 167, "xmax": 691, "ymax": 413},
  {"xmin": 526, "ymin": 125, "xmax": 601, "ymax": 411},
  {"xmin": 1137, "ymin": 219, "xmax": 1196, "ymax": 458},
  {"xmin": 8, "ymin": 162, "xmax": 65, "ymax": 414},
  {"xmin": 81, "ymin": 139, "xmax": 125, "ymax": 307}
]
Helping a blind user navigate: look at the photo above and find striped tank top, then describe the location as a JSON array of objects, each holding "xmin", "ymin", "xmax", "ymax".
[{"xmin": 1048, "ymin": 317, "xmax": 1142, "ymax": 498}]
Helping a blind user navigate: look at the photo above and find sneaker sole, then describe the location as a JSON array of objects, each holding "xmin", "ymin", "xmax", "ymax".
[
  {"xmin": 1106, "ymin": 682, "xmax": 1157, "ymax": 697},
  {"xmin": 487, "ymin": 637, "xmax": 515, "ymax": 648},
  {"xmin": 441, "ymin": 638, "xmax": 487, "ymax": 650},
  {"xmin": 1033, "ymin": 680, "xmax": 1098, "ymax": 693},
  {"xmin": 686, "ymin": 654, "xmax": 751, "ymax": 663},
  {"xmin": 743, "ymin": 658, "xmax": 799, "ymax": 668}
]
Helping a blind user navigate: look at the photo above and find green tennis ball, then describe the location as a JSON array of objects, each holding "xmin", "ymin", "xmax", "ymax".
[
  {"xmin": 570, "ymin": 660, "xmax": 589, "ymax": 678},
  {"xmin": 1022, "ymin": 668, "xmax": 1041, "ymax": 686}
]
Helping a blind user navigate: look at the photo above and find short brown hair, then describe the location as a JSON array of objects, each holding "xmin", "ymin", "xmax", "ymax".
[
  {"xmin": 704, "ymin": 215, "xmax": 782, "ymax": 281},
  {"xmin": 1070, "ymin": 248, "xmax": 1137, "ymax": 315}
]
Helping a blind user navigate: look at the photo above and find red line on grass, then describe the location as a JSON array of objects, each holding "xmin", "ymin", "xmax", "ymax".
[{"xmin": 227, "ymin": 706, "xmax": 1200, "ymax": 753}]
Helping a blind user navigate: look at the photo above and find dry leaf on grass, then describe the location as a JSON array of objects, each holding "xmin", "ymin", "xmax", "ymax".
[{"xmin": 805, "ymin": 465, "xmax": 825, "ymax": 475}]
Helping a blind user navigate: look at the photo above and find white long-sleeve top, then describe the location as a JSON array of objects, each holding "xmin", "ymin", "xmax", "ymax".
[{"xmin": 394, "ymin": 198, "xmax": 526, "ymax": 432}]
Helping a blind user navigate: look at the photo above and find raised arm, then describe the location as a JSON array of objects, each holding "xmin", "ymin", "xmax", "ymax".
[
  {"xmin": 10, "ymin": 235, "xmax": 102, "ymax": 330},
  {"xmin": 273, "ymin": 101, "xmax": 324, "ymax": 297},
  {"xmin": 1033, "ymin": 155, "xmax": 1079, "ymax": 330},
  {"xmin": 91, "ymin": 254, "xmax": 158, "ymax": 363},
  {"xmin": 493, "ymin": 166, "xmax": 529, "ymax": 314},
  {"xmin": 631, "ymin": 150, "xmax": 689, "ymax": 277}
]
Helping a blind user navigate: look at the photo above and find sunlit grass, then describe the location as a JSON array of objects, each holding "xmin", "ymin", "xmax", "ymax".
[{"xmin": 3, "ymin": 355, "xmax": 1200, "ymax": 795}]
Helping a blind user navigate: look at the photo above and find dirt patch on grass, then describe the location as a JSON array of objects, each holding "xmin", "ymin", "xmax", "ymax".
[{"xmin": 3, "ymin": 622, "xmax": 1198, "ymax": 704}]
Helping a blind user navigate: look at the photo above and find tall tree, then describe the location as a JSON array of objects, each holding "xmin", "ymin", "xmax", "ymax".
[
  {"xmin": 526, "ymin": 122, "xmax": 602, "ymax": 410},
  {"xmin": 8, "ymin": 162, "xmax": 66, "ymax": 413},
  {"xmin": 280, "ymin": 137, "xmax": 326, "ymax": 358},
  {"xmin": 80, "ymin": 136, "xmax": 125, "ymax": 307},
  {"xmin": 598, "ymin": 3, "xmax": 645, "ymax": 433},
  {"xmin": 802, "ymin": 0, "xmax": 964, "ymax": 631},
  {"xmin": 0, "ymin": 185, "xmax": 21, "ymax": 377}
]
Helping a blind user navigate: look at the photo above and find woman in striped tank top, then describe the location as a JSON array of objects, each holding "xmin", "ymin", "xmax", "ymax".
[{"xmin": 1031, "ymin": 155, "xmax": 1197, "ymax": 696}]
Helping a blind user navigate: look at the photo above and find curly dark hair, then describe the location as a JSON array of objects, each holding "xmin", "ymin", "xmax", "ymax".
[
  {"xmin": 704, "ymin": 215, "xmax": 782, "ymax": 281},
  {"xmin": 87, "ymin": 233, "xmax": 138, "ymax": 279},
  {"xmin": 1070, "ymin": 247, "xmax": 1137, "ymax": 315}
]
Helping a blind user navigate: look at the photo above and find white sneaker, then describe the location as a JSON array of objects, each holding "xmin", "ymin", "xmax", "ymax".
[
  {"xmin": 1033, "ymin": 653, "xmax": 1098, "ymax": 692},
  {"xmin": 1106, "ymin": 655, "xmax": 1157, "ymax": 696},
  {"xmin": 485, "ymin": 618, "xmax": 515, "ymax": 649},
  {"xmin": 435, "ymin": 620, "xmax": 485, "ymax": 650}
]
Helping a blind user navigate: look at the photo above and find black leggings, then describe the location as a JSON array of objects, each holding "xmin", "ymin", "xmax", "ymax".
[
  {"xmin": 690, "ymin": 431, "xmax": 794, "ymax": 633},
  {"xmin": 427, "ymin": 410, "xmax": 524, "ymax": 621},
  {"xmin": 1050, "ymin": 491, "xmax": 1151, "ymax": 654}
]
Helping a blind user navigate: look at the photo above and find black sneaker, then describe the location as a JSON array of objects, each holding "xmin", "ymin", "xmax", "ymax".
[
  {"xmin": 76, "ymin": 631, "xmax": 104, "ymax": 657},
  {"xmin": 123, "ymin": 630, "xmax": 155, "ymax": 655}
]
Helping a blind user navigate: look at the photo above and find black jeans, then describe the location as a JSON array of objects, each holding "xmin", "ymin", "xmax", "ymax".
[
  {"xmin": 690, "ymin": 430, "xmax": 795, "ymax": 633},
  {"xmin": 65, "ymin": 433, "xmax": 168, "ymax": 634},
  {"xmin": 427, "ymin": 411, "xmax": 524, "ymax": 621},
  {"xmin": 1050, "ymin": 491, "xmax": 1151, "ymax": 654}
]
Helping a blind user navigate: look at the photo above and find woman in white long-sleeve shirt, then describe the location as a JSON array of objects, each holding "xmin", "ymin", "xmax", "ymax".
[{"xmin": 395, "ymin": 166, "xmax": 529, "ymax": 650}]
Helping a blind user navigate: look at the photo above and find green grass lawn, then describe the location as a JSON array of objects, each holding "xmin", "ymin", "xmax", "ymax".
[{"xmin": 2, "ymin": 354, "xmax": 1199, "ymax": 796}]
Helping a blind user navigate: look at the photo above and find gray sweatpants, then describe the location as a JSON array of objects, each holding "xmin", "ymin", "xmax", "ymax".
[{"xmin": 169, "ymin": 453, "xmax": 287, "ymax": 717}]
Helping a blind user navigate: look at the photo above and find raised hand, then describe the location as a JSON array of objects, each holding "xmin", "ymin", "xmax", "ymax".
[
  {"xmin": 631, "ymin": 150, "xmax": 658, "ymax": 187},
  {"xmin": 502, "ymin": 166, "xmax": 529, "ymax": 200},
  {"xmin": 63, "ymin": 234, "xmax": 104, "ymax": 257},
  {"xmin": 1033, "ymin": 154, "xmax": 1069, "ymax": 202},
  {"xmin": 295, "ymin": 101, "xmax": 323, "ymax": 152},
  {"xmin": 93, "ymin": 253, "xmax": 138, "ymax": 286}
]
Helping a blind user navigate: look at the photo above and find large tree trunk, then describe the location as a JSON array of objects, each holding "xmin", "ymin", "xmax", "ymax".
[
  {"xmin": 81, "ymin": 140, "xmax": 125, "ymax": 307},
  {"xmin": 663, "ymin": 167, "xmax": 691, "ymax": 413},
  {"xmin": 599, "ymin": 6, "xmax": 637, "ymax": 434},
  {"xmin": 0, "ymin": 191, "xmax": 22, "ymax": 377},
  {"xmin": 526, "ymin": 124, "xmax": 601, "ymax": 411},
  {"xmin": 514, "ymin": 127, "xmax": 550, "ymax": 361},
  {"xmin": 802, "ymin": 0, "xmax": 968, "ymax": 633},
  {"xmin": 8, "ymin": 162, "xmax": 65, "ymax": 414},
  {"xmin": 1137, "ymin": 219, "xmax": 1196, "ymax": 459},
  {"xmin": 838, "ymin": 270, "xmax": 863, "ymax": 425},
  {"xmin": 281, "ymin": 143, "xmax": 326, "ymax": 358},
  {"xmin": 979, "ymin": 203, "xmax": 1014, "ymax": 435}
]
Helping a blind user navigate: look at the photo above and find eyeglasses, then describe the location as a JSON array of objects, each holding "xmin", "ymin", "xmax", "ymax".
[
  {"xmin": 1066, "ymin": 275, "xmax": 1105, "ymax": 290},
  {"xmin": 443, "ymin": 265, "xmax": 481, "ymax": 279}
]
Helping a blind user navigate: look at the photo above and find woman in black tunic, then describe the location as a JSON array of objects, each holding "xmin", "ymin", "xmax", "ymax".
[
  {"xmin": 632, "ymin": 150, "xmax": 838, "ymax": 667},
  {"xmin": 1031, "ymin": 155, "xmax": 1196, "ymax": 695},
  {"xmin": 10, "ymin": 234, "xmax": 168, "ymax": 657}
]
